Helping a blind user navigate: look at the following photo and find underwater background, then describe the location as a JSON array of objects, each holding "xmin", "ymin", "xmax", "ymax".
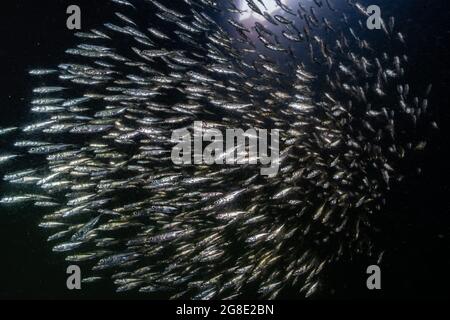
[{"xmin": 0, "ymin": 0, "xmax": 449, "ymax": 299}]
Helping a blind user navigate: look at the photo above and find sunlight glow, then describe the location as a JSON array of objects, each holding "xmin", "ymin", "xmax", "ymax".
[{"xmin": 239, "ymin": 0, "xmax": 286, "ymax": 22}]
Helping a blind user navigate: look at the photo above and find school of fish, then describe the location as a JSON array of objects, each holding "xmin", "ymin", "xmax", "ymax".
[{"xmin": 0, "ymin": 0, "xmax": 436, "ymax": 299}]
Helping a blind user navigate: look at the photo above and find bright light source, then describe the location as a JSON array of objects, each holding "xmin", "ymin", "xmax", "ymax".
[{"xmin": 239, "ymin": 0, "xmax": 285, "ymax": 22}]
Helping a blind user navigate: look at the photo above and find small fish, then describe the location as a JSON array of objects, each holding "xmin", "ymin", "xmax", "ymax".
[
  {"xmin": 0, "ymin": 154, "xmax": 19, "ymax": 164},
  {"xmin": 0, "ymin": 127, "xmax": 18, "ymax": 136}
]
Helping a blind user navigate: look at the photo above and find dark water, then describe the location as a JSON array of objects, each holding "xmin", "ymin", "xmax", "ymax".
[{"xmin": 0, "ymin": 0, "xmax": 449, "ymax": 299}]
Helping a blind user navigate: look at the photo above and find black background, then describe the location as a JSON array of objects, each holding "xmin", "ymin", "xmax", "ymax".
[{"xmin": 0, "ymin": 0, "xmax": 449, "ymax": 299}]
